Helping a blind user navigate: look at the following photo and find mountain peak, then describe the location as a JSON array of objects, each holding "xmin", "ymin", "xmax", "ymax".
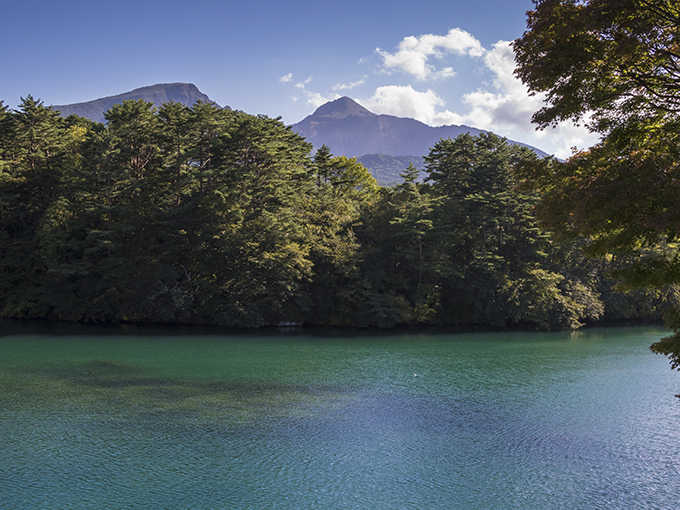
[
  {"xmin": 292, "ymin": 97, "xmax": 550, "ymax": 161},
  {"xmin": 311, "ymin": 96, "xmax": 376, "ymax": 119},
  {"xmin": 53, "ymin": 83, "xmax": 221, "ymax": 123}
]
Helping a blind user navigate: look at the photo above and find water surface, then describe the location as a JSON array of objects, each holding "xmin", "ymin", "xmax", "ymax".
[{"xmin": 1, "ymin": 324, "xmax": 678, "ymax": 509}]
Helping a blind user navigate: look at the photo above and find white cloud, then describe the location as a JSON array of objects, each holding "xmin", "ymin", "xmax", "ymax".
[
  {"xmin": 457, "ymin": 41, "xmax": 542, "ymax": 131},
  {"xmin": 284, "ymin": 29, "xmax": 600, "ymax": 158},
  {"xmin": 294, "ymin": 76, "xmax": 313, "ymax": 90},
  {"xmin": 333, "ymin": 76, "xmax": 367, "ymax": 91},
  {"xmin": 279, "ymin": 73, "xmax": 293, "ymax": 84},
  {"xmin": 358, "ymin": 85, "xmax": 463, "ymax": 126},
  {"xmin": 359, "ymin": 40, "xmax": 599, "ymax": 158},
  {"xmin": 290, "ymin": 78, "xmax": 340, "ymax": 108},
  {"xmin": 451, "ymin": 41, "xmax": 599, "ymax": 158},
  {"xmin": 303, "ymin": 90, "xmax": 342, "ymax": 108},
  {"xmin": 377, "ymin": 28, "xmax": 484, "ymax": 81}
]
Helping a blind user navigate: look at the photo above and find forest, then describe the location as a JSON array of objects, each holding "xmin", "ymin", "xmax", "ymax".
[{"xmin": 0, "ymin": 96, "xmax": 677, "ymax": 329}]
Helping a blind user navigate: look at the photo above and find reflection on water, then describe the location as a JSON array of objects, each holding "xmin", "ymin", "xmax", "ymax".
[{"xmin": 0, "ymin": 324, "xmax": 678, "ymax": 509}]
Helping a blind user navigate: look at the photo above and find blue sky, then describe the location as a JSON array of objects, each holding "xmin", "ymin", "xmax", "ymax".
[{"xmin": 0, "ymin": 0, "xmax": 597, "ymax": 158}]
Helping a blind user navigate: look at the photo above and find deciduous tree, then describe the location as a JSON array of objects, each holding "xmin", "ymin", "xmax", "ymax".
[{"xmin": 514, "ymin": 0, "xmax": 680, "ymax": 364}]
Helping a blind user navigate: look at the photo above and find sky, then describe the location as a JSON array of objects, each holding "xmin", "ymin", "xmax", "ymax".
[{"xmin": 0, "ymin": 0, "xmax": 599, "ymax": 158}]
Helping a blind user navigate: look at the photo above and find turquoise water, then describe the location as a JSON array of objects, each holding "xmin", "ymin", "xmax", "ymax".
[{"xmin": 0, "ymin": 324, "xmax": 678, "ymax": 509}]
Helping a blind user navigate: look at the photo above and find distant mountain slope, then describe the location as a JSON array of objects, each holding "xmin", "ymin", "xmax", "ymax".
[
  {"xmin": 292, "ymin": 96, "xmax": 549, "ymax": 160},
  {"xmin": 356, "ymin": 154, "xmax": 425, "ymax": 186},
  {"xmin": 53, "ymin": 83, "xmax": 221, "ymax": 123}
]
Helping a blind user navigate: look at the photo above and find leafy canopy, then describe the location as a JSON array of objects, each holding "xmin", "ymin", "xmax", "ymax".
[
  {"xmin": 514, "ymin": 0, "xmax": 680, "ymax": 133},
  {"xmin": 514, "ymin": 0, "xmax": 680, "ymax": 258},
  {"xmin": 514, "ymin": 0, "xmax": 680, "ymax": 369}
]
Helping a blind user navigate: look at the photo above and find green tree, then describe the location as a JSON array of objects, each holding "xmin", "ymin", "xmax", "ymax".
[
  {"xmin": 513, "ymin": 0, "xmax": 680, "ymax": 363},
  {"xmin": 0, "ymin": 97, "xmax": 69, "ymax": 318},
  {"xmin": 299, "ymin": 145, "xmax": 381, "ymax": 326},
  {"xmin": 311, "ymin": 145, "xmax": 378, "ymax": 201},
  {"xmin": 193, "ymin": 112, "xmax": 316, "ymax": 326},
  {"xmin": 513, "ymin": 0, "xmax": 680, "ymax": 133},
  {"xmin": 24, "ymin": 102, "xmax": 320, "ymax": 326},
  {"xmin": 33, "ymin": 100, "xmax": 164, "ymax": 322},
  {"xmin": 387, "ymin": 164, "xmax": 442, "ymax": 320},
  {"xmin": 513, "ymin": 0, "xmax": 680, "ymax": 258},
  {"xmin": 426, "ymin": 133, "xmax": 601, "ymax": 328},
  {"xmin": 312, "ymin": 143, "xmax": 333, "ymax": 185},
  {"xmin": 157, "ymin": 100, "xmax": 194, "ymax": 207}
]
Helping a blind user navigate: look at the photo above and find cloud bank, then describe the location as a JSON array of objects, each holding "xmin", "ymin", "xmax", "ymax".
[
  {"xmin": 367, "ymin": 38, "xmax": 599, "ymax": 157},
  {"xmin": 359, "ymin": 85, "xmax": 463, "ymax": 126}
]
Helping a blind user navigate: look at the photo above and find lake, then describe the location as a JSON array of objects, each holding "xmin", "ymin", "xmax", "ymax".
[{"xmin": 1, "ymin": 323, "xmax": 678, "ymax": 509}]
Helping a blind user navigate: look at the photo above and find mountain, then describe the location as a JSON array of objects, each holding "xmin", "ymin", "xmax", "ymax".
[
  {"xmin": 291, "ymin": 96, "xmax": 550, "ymax": 160},
  {"xmin": 53, "ymin": 83, "xmax": 221, "ymax": 123},
  {"xmin": 52, "ymin": 86, "xmax": 549, "ymax": 185}
]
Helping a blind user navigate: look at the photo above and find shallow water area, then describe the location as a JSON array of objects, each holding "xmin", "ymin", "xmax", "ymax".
[{"xmin": 1, "ymin": 323, "xmax": 679, "ymax": 509}]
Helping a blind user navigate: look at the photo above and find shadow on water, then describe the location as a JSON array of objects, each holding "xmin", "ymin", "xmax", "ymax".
[
  {"xmin": 2, "ymin": 358, "xmax": 364, "ymax": 428},
  {"xmin": 1, "ymin": 356, "xmax": 609, "ymax": 444},
  {"xmin": 3, "ymin": 356, "xmax": 534, "ymax": 438}
]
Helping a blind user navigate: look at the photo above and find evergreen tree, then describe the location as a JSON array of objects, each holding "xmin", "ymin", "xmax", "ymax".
[
  {"xmin": 0, "ymin": 93, "xmax": 666, "ymax": 331},
  {"xmin": 426, "ymin": 133, "xmax": 601, "ymax": 328},
  {"xmin": 192, "ymin": 112, "xmax": 316, "ymax": 326},
  {"xmin": 387, "ymin": 164, "xmax": 442, "ymax": 321},
  {"xmin": 302, "ymin": 146, "xmax": 379, "ymax": 326},
  {"xmin": 0, "ymin": 97, "xmax": 69, "ymax": 317}
]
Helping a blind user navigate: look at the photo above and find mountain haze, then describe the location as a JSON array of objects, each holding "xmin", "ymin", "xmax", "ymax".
[{"xmin": 53, "ymin": 83, "xmax": 221, "ymax": 123}]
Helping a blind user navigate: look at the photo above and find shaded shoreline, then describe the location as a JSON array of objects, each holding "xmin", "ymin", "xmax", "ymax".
[{"xmin": 0, "ymin": 316, "xmax": 666, "ymax": 339}]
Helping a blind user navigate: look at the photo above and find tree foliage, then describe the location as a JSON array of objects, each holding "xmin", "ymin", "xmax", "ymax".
[
  {"xmin": 514, "ymin": 0, "xmax": 680, "ymax": 367},
  {"xmin": 514, "ymin": 0, "xmax": 680, "ymax": 132},
  {"xmin": 426, "ymin": 133, "xmax": 603, "ymax": 329},
  {"xmin": 0, "ymin": 96, "xmax": 669, "ymax": 331}
]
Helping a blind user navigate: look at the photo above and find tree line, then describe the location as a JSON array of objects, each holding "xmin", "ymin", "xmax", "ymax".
[{"xmin": 0, "ymin": 96, "xmax": 676, "ymax": 328}]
